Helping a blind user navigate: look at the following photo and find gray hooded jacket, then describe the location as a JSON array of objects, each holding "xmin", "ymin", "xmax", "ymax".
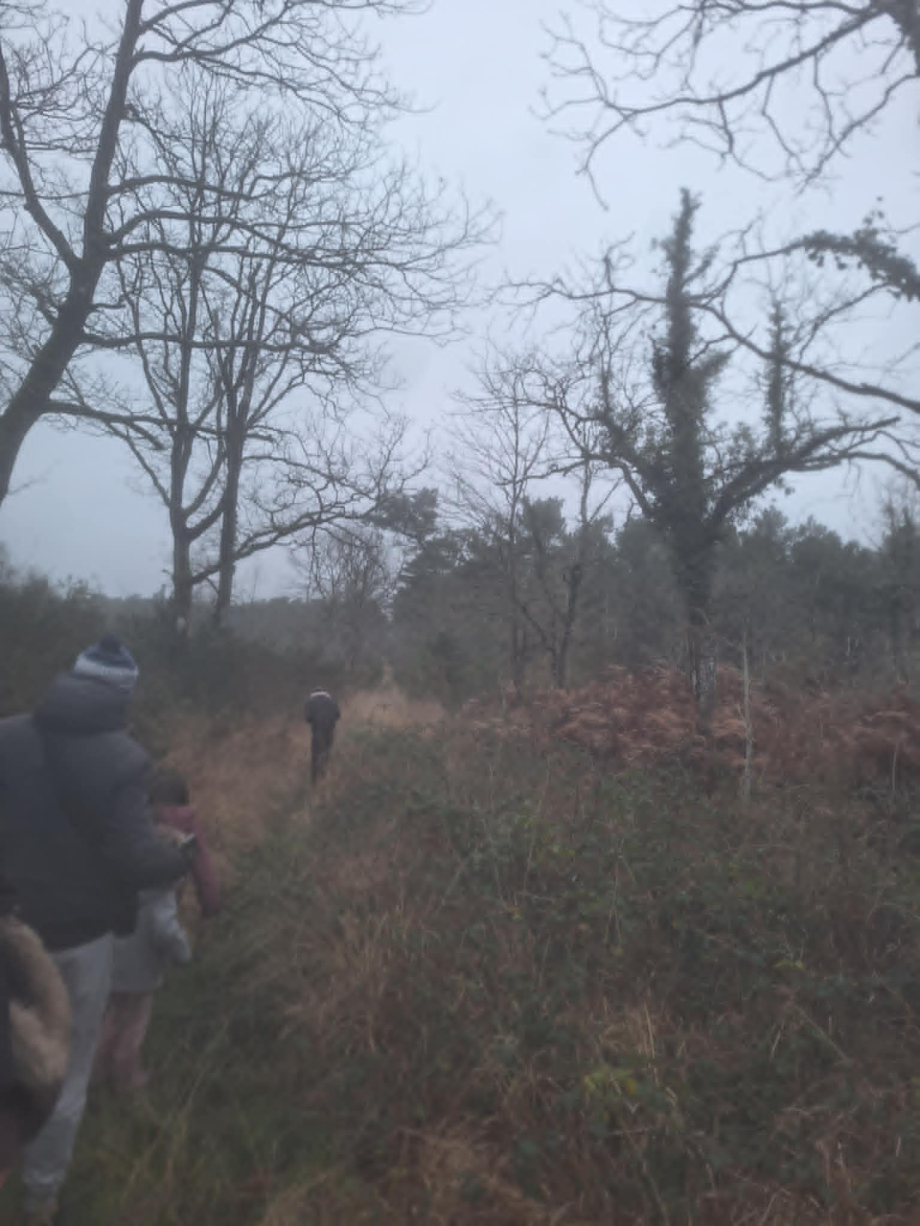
[{"xmin": 0, "ymin": 675, "xmax": 186, "ymax": 952}]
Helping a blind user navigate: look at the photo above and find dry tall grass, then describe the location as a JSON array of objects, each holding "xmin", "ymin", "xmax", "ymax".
[
  {"xmin": 343, "ymin": 676, "xmax": 445, "ymax": 732},
  {"xmin": 246, "ymin": 717, "xmax": 920, "ymax": 1224},
  {"xmin": 154, "ymin": 681, "xmax": 444, "ymax": 882},
  {"xmin": 6, "ymin": 678, "xmax": 917, "ymax": 1225}
]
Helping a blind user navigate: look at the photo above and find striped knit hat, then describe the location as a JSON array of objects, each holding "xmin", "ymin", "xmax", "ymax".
[{"xmin": 73, "ymin": 634, "xmax": 139, "ymax": 694}]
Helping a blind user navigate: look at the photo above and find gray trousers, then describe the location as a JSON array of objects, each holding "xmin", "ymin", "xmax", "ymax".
[{"xmin": 22, "ymin": 933, "xmax": 113, "ymax": 1209}]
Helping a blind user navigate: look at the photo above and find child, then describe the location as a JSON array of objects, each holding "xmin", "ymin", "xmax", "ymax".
[
  {"xmin": 94, "ymin": 771, "xmax": 220, "ymax": 1093},
  {"xmin": 144, "ymin": 770, "xmax": 220, "ymax": 921}
]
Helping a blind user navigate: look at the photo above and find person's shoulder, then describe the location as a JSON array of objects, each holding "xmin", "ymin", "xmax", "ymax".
[{"xmin": 76, "ymin": 729, "xmax": 150, "ymax": 784}]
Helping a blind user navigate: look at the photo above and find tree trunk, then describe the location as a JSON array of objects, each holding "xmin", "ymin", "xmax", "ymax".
[
  {"xmin": 0, "ymin": 0, "xmax": 143, "ymax": 507},
  {"xmin": 554, "ymin": 639, "xmax": 569, "ymax": 690},
  {"xmin": 510, "ymin": 612, "xmax": 526, "ymax": 693},
  {"xmin": 687, "ymin": 610, "xmax": 718, "ymax": 721},
  {"xmin": 171, "ymin": 521, "xmax": 194, "ymax": 638},
  {"xmin": 741, "ymin": 629, "xmax": 753, "ymax": 806},
  {"xmin": 0, "ymin": 402, "xmax": 38, "ymax": 508},
  {"xmin": 889, "ymin": 591, "xmax": 911, "ymax": 684},
  {"xmin": 213, "ymin": 457, "xmax": 241, "ymax": 630},
  {"xmin": 676, "ymin": 548, "xmax": 717, "ymax": 722},
  {"xmin": 507, "ymin": 545, "xmax": 527, "ymax": 693},
  {"xmin": 0, "ymin": 279, "xmax": 97, "ymax": 505},
  {"xmin": 555, "ymin": 560, "xmax": 584, "ymax": 690},
  {"xmin": 212, "ymin": 398, "xmax": 247, "ymax": 628}
]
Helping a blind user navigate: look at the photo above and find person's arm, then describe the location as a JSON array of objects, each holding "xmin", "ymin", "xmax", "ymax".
[
  {"xmin": 98, "ymin": 780, "xmax": 187, "ymax": 891},
  {"xmin": 187, "ymin": 818, "xmax": 221, "ymax": 918},
  {"xmin": 147, "ymin": 893, "xmax": 192, "ymax": 966}
]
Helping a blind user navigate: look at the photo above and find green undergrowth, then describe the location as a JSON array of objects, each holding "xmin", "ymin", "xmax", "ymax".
[{"xmin": 7, "ymin": 725, "xmax": 920, "ymax": 1223}]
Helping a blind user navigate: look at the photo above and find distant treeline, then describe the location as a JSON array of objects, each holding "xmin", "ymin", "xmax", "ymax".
[{"xmin": 3, "ymin": 495, "xmax": 918, "ymax": 716}]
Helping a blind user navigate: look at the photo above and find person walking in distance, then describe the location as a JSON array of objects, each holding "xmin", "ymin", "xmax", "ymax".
[
  {"xmin": 304, "ymin": 689, "xmax": 340, "ymax": 784},
  {"xmin": 0, "ymin": 635, "xmax": 188, "ymax": 1224}
]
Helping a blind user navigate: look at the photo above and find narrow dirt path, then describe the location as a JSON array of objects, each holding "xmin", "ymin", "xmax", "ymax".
[
  {"xmin": 164, "ymin": 674, "xmax": 444, "ymax": 858},
  {"xmin": 341, "ymin": 675, "xmax": 444, "ymax": 731}
]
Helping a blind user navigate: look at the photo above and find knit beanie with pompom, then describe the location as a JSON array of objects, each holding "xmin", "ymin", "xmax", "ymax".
[{"xmin": 72, "ymin": 634, "xmax": 139, "ymax": 695}]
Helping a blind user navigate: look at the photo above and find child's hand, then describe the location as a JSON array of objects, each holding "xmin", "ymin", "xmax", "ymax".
[{"xmin": 178, "ymin": 833, "xmax": 199, "ymax": 863}]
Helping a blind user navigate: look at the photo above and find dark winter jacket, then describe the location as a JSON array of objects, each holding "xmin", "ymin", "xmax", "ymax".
[
  {"xmin": 304, "ymin": 690, "xmax": 340, "ymax": 731},
  {"xmin": 0, "ymin": 675, "xmax": 186, "ymax": 952}
]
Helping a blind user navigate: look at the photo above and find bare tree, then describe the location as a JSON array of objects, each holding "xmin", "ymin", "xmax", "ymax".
[
  {"xmin": 518, "ymin": 464, "xmax": 616, "ymax": 688},
  {"xmin": 295, "ymin": 524, "xmax": 395, "ymax": 669},
  {"xmin": 449, "ymin": 369, "xmax": 617, "ymax": 690},
  {"xmin": 541, "ymin": 0, "xmax": 920, "ymax": 459},
  {"xmin": 0, "ymin": 0, "xmax": 428, "ymax": 508},
  {"xmin": 508, "ymin": 192, "xmax": 897, "ymax": 712},
  {"xmin": 543, "ymin": 0, "xmax": 919, "ymax": 187},
  {"xmin": 85, "ymin": 51, "xmax": 481, "ymax": 627},
  {"xmin": 450, "ymin": 360, "xmax": 554, "ymax": 692},
  {"xmin": 292, "ymin": 488, "xmax": 439, "ymax": 668},
  {"xmin": 304, "ymin": 526, "xmax": 397, "ymax": 608}
]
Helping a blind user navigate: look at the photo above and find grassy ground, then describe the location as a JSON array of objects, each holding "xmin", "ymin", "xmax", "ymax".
[{"xmin": 4, "ymin": 694, "xmax": 920, "ymax": 1223}]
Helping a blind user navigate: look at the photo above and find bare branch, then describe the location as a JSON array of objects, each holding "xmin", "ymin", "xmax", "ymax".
[{"xmin": 542, "ymin": 1, "xmax": 918, "ymax": 188}]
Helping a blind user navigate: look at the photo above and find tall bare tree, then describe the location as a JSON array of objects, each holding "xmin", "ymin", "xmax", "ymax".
[
  {"xmin": 541, "ymin": 0, "xmax": 920, "ymax": 449},
  {"xmin": 101, "ymin": 65, "xmax": 474, "ymax": 626},
  {"xmin": 506, "ymin": 193, "xmax": 897, "ymax": 711},
  {"xmin": 0, "ymin": 0, "xmax": 427, "ymax": 508},
  {"xmin": 450, "ymin": 360, "xmax": 554, "ymax": 692}
]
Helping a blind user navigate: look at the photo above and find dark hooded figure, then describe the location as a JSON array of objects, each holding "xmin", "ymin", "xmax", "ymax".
[
  {"xmin": 0, "ymin": 634, "xmax": 187, "ymax": 1223},
  {"xmin": 304, "ymin": 689, "xmax": 341, "ymax": 784}
]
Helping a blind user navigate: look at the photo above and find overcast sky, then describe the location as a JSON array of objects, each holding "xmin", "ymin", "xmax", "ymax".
[{"xmin": 0, "ymin": 0, "xmax": 916, "ymax": 596}]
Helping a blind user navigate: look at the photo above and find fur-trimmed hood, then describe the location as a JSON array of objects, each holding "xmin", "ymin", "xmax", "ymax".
[{"xmin": 0, "ymin": 914, "xmax": 70, "ymax": 1167}]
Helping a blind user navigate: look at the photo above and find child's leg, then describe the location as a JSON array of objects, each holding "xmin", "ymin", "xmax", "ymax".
[
  {"xmin": 91, "ymin": 997, "xmax": 120, "ymax": 1088},
  {"xmin": 109, "ymin": 993, "xmax": 154, "ymax": 1092}
]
